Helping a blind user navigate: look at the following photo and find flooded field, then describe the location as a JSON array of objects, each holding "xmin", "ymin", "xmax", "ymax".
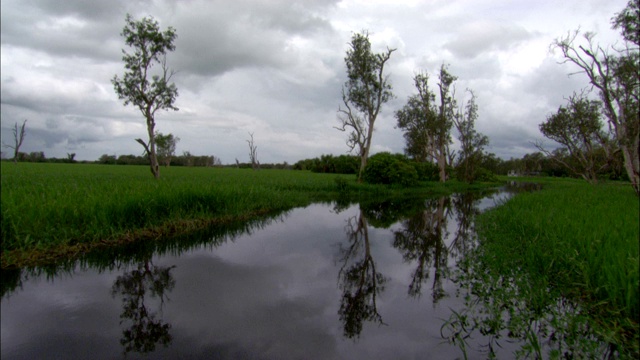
[{"xmin": 2, "ymin": 189, "xmax": 599, "ymax": 359}]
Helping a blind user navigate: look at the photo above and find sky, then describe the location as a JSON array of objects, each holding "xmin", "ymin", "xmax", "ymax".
[{"xmin": 0, "ymin": 0, "xmax": 629, "ymax": 164}]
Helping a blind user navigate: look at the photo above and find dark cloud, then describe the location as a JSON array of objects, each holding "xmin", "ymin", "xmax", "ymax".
[{"xmin": 0, "ymin": 0, "xmax": 629, "ymax": 162}]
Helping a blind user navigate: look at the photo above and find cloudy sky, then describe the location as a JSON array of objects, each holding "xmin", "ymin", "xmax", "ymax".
[{"xmin": 0, "ymin": 0, "xmax": 629, "ymax": 163}]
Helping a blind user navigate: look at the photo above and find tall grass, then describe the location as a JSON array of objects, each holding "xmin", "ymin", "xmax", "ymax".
[
  {"xmin": 475, "ymin": 178, "xmax": 639, "ymax": 355},
  {"xmin": 1, "ymin": 163, "xmax": 340, "ymax": 254}
]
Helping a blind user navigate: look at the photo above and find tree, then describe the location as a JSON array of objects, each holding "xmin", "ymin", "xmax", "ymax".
[
  {"xmin": 453, "ymin": 91, "xmax": 489, "ymax": 183},
  {"xmin": 612, "ymin": 0, "xmax": 639, "ymax": 46},
  {"xmin": 537, "ymin": 93, "xmax": 613, "ymax": 183},
  {"xmin": 553, "ymin": 2, "xmax": 639, "ymax": 194},
  {"xmin": 155, "ymin": 132, "xmax": 179, "ymax": 167},
  {"xmin": 112, "ymin": 14, "xmax": 178, "ymax": 179},
  {"xmin": 336, "ymin": 31, "xmax": 395, "ymax": 182},
  {"xmin": 396, "ymin": 66, "xmax": 456, "ymax": 182},
  {"xmin": 2, "ymin": 120, "xmax": 27, "ymax": 164},
  {"xmin": 246, "ymin": 132, "xmax": 259, "ymax": 170}
]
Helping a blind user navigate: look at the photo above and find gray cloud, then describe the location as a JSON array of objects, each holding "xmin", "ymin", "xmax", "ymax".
[
  {"xmin": 444, "ymin": 21, "xmax": 533, "ymax": 59},
  {"xmin": 0, "ymin": 0, "xmax": 629, "ymax": 162}
]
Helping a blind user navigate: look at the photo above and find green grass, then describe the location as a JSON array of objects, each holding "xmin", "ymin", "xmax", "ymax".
[
  {"xmin": 475, "ymin": 177, "xmax": 639, "ymax": 356},
  {"xmin": 1, "ymin": 162, "xmax": 495, "ymax": 267}
]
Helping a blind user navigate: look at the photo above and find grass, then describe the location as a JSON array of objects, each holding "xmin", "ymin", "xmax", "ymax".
[
  {"xmin": 0, "ymin": 162, "xmax": 495, "ymax": 267},
  {"xmin": 474, "ymin": 176, "xmax": 639, "ymax": 357}
]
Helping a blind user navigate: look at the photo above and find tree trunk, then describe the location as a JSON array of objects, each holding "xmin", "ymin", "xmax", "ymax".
[
  {"xmin": 147, "ymin": 115, "xmax": 160, "ymax": 179},
  {"xmin": 437, "ymin": 144, "xmax": 447, "ymax": 182},
  {"xmin": 621, "ymin": 144, "xmax": 640, "ymax": 195}
]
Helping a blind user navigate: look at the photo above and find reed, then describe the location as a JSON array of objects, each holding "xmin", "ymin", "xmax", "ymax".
[
  {"xmin": 475, "ymin": 178, "xmax": 639, "ymax": 355},
  {"xmin": 1, "ymin": 163, "xmax": 491, "ymax": 260}
]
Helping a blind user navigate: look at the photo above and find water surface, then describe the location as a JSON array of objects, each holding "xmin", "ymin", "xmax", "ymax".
[{"xmin": 1, "ymin": 191, "xmax": 513, "ymax": 359}]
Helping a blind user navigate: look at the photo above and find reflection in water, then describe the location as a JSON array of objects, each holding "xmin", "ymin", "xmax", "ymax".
[
  {"xmin": 10, "ymin": 188, "xmax": 608, "ymax": 359},
  {"xmin": 336, "ymin": 192, "xmax": 489, "ymax": 339},
  {"xmin": 393, "ymin": 197, "xmax": 450, "ymax": 302},
  {"xmin": 337, "ymin": 209, "xmax": 387, "ymax": 339},
  {"xmin": 111, "ymin": 259, "xmax": 176, "ymax": 355}
]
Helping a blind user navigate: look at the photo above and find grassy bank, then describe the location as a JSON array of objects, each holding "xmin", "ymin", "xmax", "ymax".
[
  {"xmin": 1, "ymin": 162, "xmax": 492, "ymax": 267},
  {"xmin": 475, "ymin": 177, "xmax": 639, "ymax": 356}
]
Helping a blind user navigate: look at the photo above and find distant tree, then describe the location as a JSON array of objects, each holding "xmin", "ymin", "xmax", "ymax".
[
  {"xmin": 453, "ymin": 91, "xmax": 489, "ymax": 183},
  {"xmin": 2, "ymin": 120, "xmax": 27, "ymax": 164},
  {"xmin": 112, "ymin": 14, "xmax": 178, "ymax": 179},
  {"xmin": 28, "ymin": 151, "xmax": 46, "ymax": 163},
  {"xmin": 99, "ymin": 154, "xmax": 117, "ymax": 165},
  {"xmin": 537, "ymin": 93, "xmax": 613, "ymax": 183},
  {"xmin": 155, "ymin": 132, "xmax": 180, "ymax": 167},
  {"xmin": 396, "ymin": 66, "xmax": 457, "ymax": 182},
  {"xmin": 553, "ymin": 2, "xmax": 639, "ymax": 194},
  {"xmin": 247, "ymin": 132, "xmax": 259, "ymax": 170},
  {"xmin": 66, "ymin": 153, "xmax": 76, "ymax": 163},
  {"xmin": 336, "ymin": 31, "xmax": 395, "ymax": 182}
]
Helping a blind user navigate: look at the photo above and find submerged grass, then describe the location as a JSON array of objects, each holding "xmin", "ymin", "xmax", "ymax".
[
  {"xmin": 1, "ymin": 162, "xmax": 493, "ymax": 267},
  {"xmin": 475, "ymin": 177, "xmax": 639, "ymax": 356}
]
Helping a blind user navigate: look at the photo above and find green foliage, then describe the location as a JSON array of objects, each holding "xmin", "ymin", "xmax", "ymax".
[
  {"xmin": 474, "ymin": 179, "xmax": 639, "ymax": 356},
  {"xmin": 395, "ymin": 66, "xmax": 457, "ymax": 182},
  {"xmin": 112, "ymin": 14, "xmax": 179, "ymax": 179},
  {"xmin": 338, "ymin": 30, "xmax": 395, "ymax": 182},
  {"xmin": 412, "ymin": 161, "xmax": 440, "ymax": 181},
  {"xmin": 362, "ymin": 152, "xmax": 418, "ymax": 187},
  {"xmin": 294, "ymin": 154, "xmax": 359, "ymax": 174}
]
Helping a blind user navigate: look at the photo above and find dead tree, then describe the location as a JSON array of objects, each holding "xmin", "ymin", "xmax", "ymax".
[{"xmin": 3, "ymin": 120, "xmax": 27, "ymax": 164}]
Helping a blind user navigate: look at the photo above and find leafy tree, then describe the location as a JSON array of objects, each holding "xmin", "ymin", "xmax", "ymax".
[
  {"xmin": 612, "ymin": 0, "xmax": 639, "ymax": 46},
  {"xmin": 396, "ymin": 66, "xmax": 457, "ymax": 182},
  {"xmin": 155, "ymin": 132, "xmax": 179, "ymax": 167},
  {"xmin": 112, "ymin": 14, "xmax": 178, "ymax": 179},
  {"xmin": 2, "ymin": 120, "xmax": 27, "ymax": 164},
  {"xmin": 553, "ymin": 2, "xmax": 639, "ymax": 194},
  {"xmin": 453, "ymin": 91, "xmax": 489, "ymax": 183},
  {"xmin": 538, "ymin": 93, "xmax": 612, "ymax": 183},
  {"xmin": 99, "ymin": 154, "xmax": 117, "ymax": 164},
  {"xmin": 336, "ymin": 31, "xmax": 395, "ymax": 182}
]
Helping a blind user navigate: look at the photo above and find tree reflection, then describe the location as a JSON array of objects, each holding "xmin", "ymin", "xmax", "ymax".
[
  {"xmin": 337, "ymin": 209, "xmax": 387, "ymax": 339},
  {"xmin": 111, "ymin": 259, "xmax": 176, "ymax": 355},
  {"xmin": 392, "ymin": 197, "xmax": 450, "ymax": 303}
]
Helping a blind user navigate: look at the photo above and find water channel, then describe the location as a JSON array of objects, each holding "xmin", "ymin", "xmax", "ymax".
[{"xmin": 0, "ymin": 187, "xmax": 603, "ymax": 359}]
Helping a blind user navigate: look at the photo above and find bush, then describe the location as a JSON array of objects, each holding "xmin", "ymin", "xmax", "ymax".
[
  {"xmin": 363, "ymin": 152, "xmax": 418, "ymax": 187},
  {"xmin": 412, "ymin": 161, "xmax": 440, "ymax": 181}
]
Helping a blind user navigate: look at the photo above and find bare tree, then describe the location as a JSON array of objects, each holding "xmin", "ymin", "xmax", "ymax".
[
  {"xmin": 336, "ymin": 31, "xmax": 395, "ymax": 182},
  {"xmin": 112, "ymin": 14, "xmax": 179, "ymax": 179},
  {"xmin": 247, "ymin": 132, "xmax": 259, "ymax": 170},
  {"xmin": 2, "ymin": 120, "xmax": 27, "ymax": 164},
  {"xmin": 552, "ymin": 6, "xmax": 639, "ymax": 194}
]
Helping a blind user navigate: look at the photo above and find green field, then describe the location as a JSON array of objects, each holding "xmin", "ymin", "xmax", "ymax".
[
  {"xmin": 473, "ymin": 177, "xmax": 639, "ymax": 357},
  {"xmin": 1, "ymin": 162, "xmax": 486, "ymax": 267}
]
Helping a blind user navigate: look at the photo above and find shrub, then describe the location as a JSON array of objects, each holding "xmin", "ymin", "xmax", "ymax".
[
  {"xmin": 412, "ymin": 161, "xmax": 440, "ymax": 181},
  {"xmin": 363, "ymin": 152, "xmax": 418, "ymax": 187}
]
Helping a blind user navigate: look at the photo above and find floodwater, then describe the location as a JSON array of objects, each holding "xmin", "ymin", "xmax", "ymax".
[{"xmin": 2, "ymin": 190, "xmax": 519, "ymax": 359}]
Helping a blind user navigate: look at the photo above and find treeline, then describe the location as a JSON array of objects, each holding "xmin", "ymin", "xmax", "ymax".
[
  {"xmin": 1, "ymin": 151, "xmax": 79, "ymax": 163},
  {"xmin": 499, "ymin": 149, "xmax": 628, "ymax": 180},
  {"xmin": 98, "ymin": 152, "xmax": 222, "ymax": 167},
  {"xmin": 293, "ymin": 154, "xmax": 359, "ymax": 174}
]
